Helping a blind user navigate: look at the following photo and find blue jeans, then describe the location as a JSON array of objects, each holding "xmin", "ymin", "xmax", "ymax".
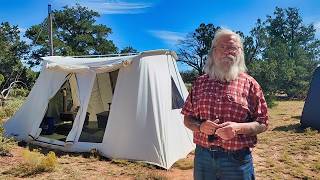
[{"xmin": 194, "ymin": 145, "xmax": 255, "ymax": 180}]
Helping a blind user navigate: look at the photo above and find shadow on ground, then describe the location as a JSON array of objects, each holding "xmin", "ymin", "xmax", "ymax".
[
  {"xmin": 272, "ymin": 123, "xmax": 305, "ymax": 133},
  {"xmin": 291, "ymin": 115, "xmax": 301, "ymax": 120}
]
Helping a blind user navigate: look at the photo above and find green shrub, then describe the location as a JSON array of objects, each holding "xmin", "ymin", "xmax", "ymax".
[
  {"xmin": 0, "ymin": 123, "xmax": 15, "ymax": 156},
  {"xmin": 265, "ymin": 94, "xmax": 277, "ymax": 108},
  {"xmin": 10, "ymin": 88, "xmax": 29, "ymax": 98},
  {"xmin": 0, "ymin": 74, "xmax": 4, "ymax": 86},
  {"xmin": 0, "ymin": 98, "xmax": 25, "ymax": 119}
]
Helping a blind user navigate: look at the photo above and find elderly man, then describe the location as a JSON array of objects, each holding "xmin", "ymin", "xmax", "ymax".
[{"xmin": 181, "ymin": 28, "xmax": 268, "ymax": 180}]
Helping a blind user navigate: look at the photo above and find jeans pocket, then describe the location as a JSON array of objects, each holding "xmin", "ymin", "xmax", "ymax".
[
  {"xmin": 195, "ymin": 146, "xmax": 202, "ymax": 156},
  {"xmin": 230, "ymin": 151, "xmax": 252, "ymax": 165}
]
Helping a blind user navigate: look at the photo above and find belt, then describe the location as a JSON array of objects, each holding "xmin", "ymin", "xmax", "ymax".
[{"xmin": 198, "ymin": 145, "xmax": 250, "ymax": 154}]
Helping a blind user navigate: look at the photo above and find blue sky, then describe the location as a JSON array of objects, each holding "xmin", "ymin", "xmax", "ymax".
[{"xmin": 0, "ymin": 0, "xmax": 320, "ymax": 70}]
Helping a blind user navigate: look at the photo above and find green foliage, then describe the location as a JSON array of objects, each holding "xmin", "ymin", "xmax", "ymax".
[
  {"xmin": 0, "ymin": 74, "xmax": 4, "ymax": 86},
  {"xmin": 264, "ymin": 94, "xmax": 277, "ymax": 108},
  {"xmin": 0, "ymin": 22, "xmax": 35, "ymax": 91},
  {"xmin": 246, "ymin": 7, "xmax": 319, "ymax": 99},
  {"xmin": 25, "ymin": 4, "xmax": 117, "ymax": 67},
  {"xmin": 0, "ymin": 97, "xmax": 25, "ymax": 120},
  {"xmin": 177, "ymin": 23, "xmax": 220, "ymax": 75},
  {"xmin": 0, "ymin": 123, "xmax": 15, "ymax": 156},
  {"xmin": 180, "ymin": 70, "xmax": 198, "ymax": 84},
  {"xmin": 2, "ymin": 150, "xmax": 58, "ymax": 177},
  {"xmin": 120, "ymin": 46, "xmax": 138, "ymax": 54},
  {"xmin": 10, "ymin": 88, "xmax": 29, "ymax": 97}
]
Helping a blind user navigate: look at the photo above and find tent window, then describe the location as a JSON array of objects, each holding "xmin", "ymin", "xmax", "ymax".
[{"xmin": 171, "ymin": 77, "xmax": 184, "ymax": 109}]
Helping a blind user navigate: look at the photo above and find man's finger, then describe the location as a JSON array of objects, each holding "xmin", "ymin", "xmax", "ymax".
[
  {"xmin": 219, "ymin": 122, "xmax": 231, "ymax": 127},
  {"xmin": 206, "ymin": 120, "xmax": 220, "ymax": 127}
]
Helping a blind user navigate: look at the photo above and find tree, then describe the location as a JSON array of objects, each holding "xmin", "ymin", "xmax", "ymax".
[
  {"xmin": 120, "ymin": 46, "xmax": 138, "ymax": 54},
  {"xmin": 0, "ymin": 22, "xmax": 35, "ymax": 92},
  {"xmin": 25, "ymin": 4, "xmax": 117, "ymax": 67},
  {"xmin": 247, "ymin": 7, "xmax": 320, "ymax": 99},
  {"xmin": 177, "ymin": 23, "xmax": 220, "ymax": 75},
  {"xmin": 180, "ymin": 70, "xmax": 199, "ymax": 84}
]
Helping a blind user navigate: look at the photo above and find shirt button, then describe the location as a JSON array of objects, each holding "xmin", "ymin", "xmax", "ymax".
[
  {"xmin": 217, "ymin": 99, "xmax": 220, "ymax": 102},
  {"xmin": 215, "ymin": 115, "xmax": 219, "ymax": 119}
]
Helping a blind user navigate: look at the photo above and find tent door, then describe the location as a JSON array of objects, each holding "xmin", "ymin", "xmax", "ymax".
[
  {"xmin": 78, "ymin": 70, "xmax": 118, "ymax": 143},
  {"xmin": 38, "ymin": 74, "xmax": 80, "ymax": 142}
]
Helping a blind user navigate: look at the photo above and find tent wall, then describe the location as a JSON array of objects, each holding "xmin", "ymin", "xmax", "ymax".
[
  {"xmin": 165, "ymin": 55, "xmax": 194, "ymax": 167},
  {"xmin": 301, "ymin": 66, "xmax": 320, "ymax": 130},
  {"xmin": 100, "ymin": 54, "xmax": 193, "ymax": 169}
]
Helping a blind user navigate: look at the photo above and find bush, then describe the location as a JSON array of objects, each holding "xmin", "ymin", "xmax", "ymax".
[
  {"xmin": 10, "ymin": 88, "xmax": 29, "ymax": 98},
  {"xmin": 0, "ymin": 123, "xmax": 15, "ymax": 156},
  {"xmin": 2, "ymin": 149, "xmax": 58, "ymax": 177},
  {"xmin": 0, "ymin": 74, "xmax": 4, "ymax": 86},
  {"xmin": 265, "ymin": 94, "xmax": 277, "ymax": 108},
  {"xmin": 0, "ymin": 97, "xmax": 25, "ymax": 120}
]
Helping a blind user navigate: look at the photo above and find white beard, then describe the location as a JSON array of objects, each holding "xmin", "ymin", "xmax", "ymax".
[{"xmin": 208, "ymin": 56, "xmax": 241, "ymax": 82}]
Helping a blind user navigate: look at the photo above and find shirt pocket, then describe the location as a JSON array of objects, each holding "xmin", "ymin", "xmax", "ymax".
[
  {"xmin": 196, "ymin": 91, "xmax": 216, "ymax": 120},
  {"xmin": 224, "ymin": 92, "xmax": 249, "ymax": 122}
]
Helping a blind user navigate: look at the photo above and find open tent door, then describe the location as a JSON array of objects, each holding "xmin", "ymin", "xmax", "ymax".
[
  {"xmin": 78, "ymin": 70, "xmax": 119, "ymax": 143},
  {"xmin": 39, "ymin": 73, "xmax": 81, "ymax": 142}
]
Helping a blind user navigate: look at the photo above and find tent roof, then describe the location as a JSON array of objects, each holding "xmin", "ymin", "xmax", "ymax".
[{"xmin": 41, "ymin": 49, "xmax": 178, "ymax": 73}]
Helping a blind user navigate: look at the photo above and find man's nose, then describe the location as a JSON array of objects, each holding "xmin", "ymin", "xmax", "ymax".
[{"xmin": 223, "ymin": 50, "xmax": 236, "ymax": 56}]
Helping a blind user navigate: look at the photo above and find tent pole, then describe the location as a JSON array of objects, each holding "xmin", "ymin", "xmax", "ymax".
[{"xmin": 48, "ymin": 4, "xmax": 54, "ymax": 56}]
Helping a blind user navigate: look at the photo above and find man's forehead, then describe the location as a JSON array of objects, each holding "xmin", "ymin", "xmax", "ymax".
[{"xmin": 217, "ymin": 34, "xmax": 239, "ymax": 44}]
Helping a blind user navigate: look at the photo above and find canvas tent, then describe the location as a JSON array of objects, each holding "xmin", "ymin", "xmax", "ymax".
[
  {"xmin": 4, "ymin": 49, "xmax": 194, "ymax": 169},
  {"xmin": 301, "ymin": 65, "xmax": 320, "ymax": 130}
]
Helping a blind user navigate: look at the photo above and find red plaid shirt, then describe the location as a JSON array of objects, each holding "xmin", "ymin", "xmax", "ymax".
[{"xmin": 181, "ymin": 73, "xmax": 268, "ymax": 150}]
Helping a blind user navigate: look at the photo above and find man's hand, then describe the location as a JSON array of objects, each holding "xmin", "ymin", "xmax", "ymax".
[
  {"xmin": 199, "ymin": 119, "xmax": 220, "ymax": 135},
  {"xmin": 215, "ymin": 121, "xmax": 268, "ymax": 140},
  {"xmin": 215, "ymin": 121, "xmax": 241, "ymax": 140}
]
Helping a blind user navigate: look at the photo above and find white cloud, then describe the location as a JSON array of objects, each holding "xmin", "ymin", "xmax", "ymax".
[
  {"xmin": 148, "ymin": 30, "xmax": 186, "ymax": 47},
  {"xmin": 52, "ymin": 0, "xmax": 153, "ymax": 14}
]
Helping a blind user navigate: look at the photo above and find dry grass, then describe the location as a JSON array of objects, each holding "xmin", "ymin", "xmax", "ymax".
[
  {"xmin": 172, "ymin": 158, "xmax": 194, "ymax": 170},
  {"xmin": 0, "ymin": 100, "xmax": 319, "ymax": 179},
  {"xmin": 253, "ymin": 101, "xmax": 320, "ymax": 180},
  {"xmin": 2, "ymin": 149, "xmax": 58, "ymax": 177}
]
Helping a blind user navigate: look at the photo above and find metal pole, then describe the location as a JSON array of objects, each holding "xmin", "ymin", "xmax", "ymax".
[{"xmin": 48, "ymin": 4, "xmax": 54, "ymax": 56}]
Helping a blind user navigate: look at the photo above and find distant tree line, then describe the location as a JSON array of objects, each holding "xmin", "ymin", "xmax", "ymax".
[
  {"xmin": 0, "ymin": 4, "xmax": 137, "ymax": 95},
  {"xmin": 178, "ymin": 7, "xmax": 320, "ymax": 106}
]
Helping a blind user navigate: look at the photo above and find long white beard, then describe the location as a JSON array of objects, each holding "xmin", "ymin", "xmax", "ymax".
[{"xmin": 208, "ymin": 56, "xmax": 241, "ymax": 82}]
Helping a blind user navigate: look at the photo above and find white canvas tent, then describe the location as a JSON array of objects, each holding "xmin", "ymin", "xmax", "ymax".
[{"xmin": 4, "ymin": 49, "xmax": 194, "ymax": 169}]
